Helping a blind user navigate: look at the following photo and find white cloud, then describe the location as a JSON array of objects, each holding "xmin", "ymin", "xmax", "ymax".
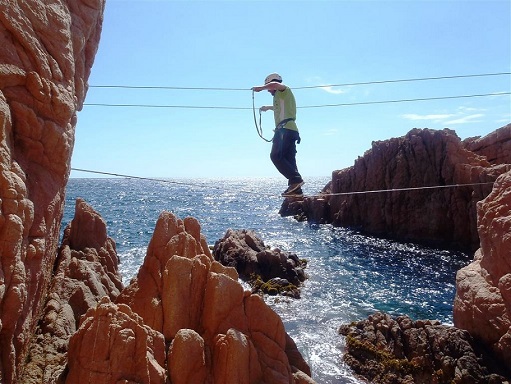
[
  {"xmin": 323, "ymin": 128, "xmax": 339, "ymax": 136},
  {"xmin": 401, "ymin": 108, "xmax": 487, "ymax": 125},
  {"xmin": 458, "ymin": 106, "xmax": 485, "ymax": 113},
  {"xmin": 318, "ymin": 86, "xmax": 346, "ymax": 95},
  {"xmin": 306, "ymin": 76, "xmax": 348, "ymax": 94},
  {"xmin": 444, "ymin": 114, "xmax": 485, "ymax": 125},
  {"xmin": 402, "ymin": 113, "xmax": 455, "ymax": 121}
]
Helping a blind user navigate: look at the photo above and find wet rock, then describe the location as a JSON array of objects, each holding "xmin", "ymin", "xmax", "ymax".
[
  {"xmin": 339, "ymin": 311, "xmax": 510, "ymax": 383},
  {"xmin": 282, "ymin": 126, "xmax": 511, "ymax": 252},
  {"xmin": 280, "ymin": 194, "xmax": 330, "ymax": 224},
  {"xmin": 212, "ymin": 228, "xmax": 308, "ymax": 297},
  {"xmin": 252, "ymin": 276, "xmax": 302, "ymax": 298},
  {"xmin": 454, "ymin": 169, "xmax": 511, "ymax": 370}
]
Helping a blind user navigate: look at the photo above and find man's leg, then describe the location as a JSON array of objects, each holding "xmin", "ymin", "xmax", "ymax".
[{"xmin": 270, "ymin": 129, "xmax": 303, "ymax": 184}]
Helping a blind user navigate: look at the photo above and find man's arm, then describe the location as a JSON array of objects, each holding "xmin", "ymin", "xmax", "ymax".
[{"xmin": 251, "ymin": 82, "xmax": 287, "ymax": 93}]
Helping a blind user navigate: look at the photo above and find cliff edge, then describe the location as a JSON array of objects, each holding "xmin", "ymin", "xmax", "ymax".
[
  {"xmin": 454, "ymin": 169, "xmax": 511, "ymax": 369},
  {"xmin": 282, "ymin": 125, "xmax": 511, "ymax": 252},
  {"xmin": 0, "ymin": 1, "xmax": 105, "ymax": 382}
]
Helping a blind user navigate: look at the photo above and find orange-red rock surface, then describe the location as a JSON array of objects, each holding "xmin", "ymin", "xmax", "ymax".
[
  {"xmin": 454, "ymin": 170, "xmax": 511, "ymax": 369},
  {"xmin": 464, "ymin": 124, "xmax": 511, "ymax": 165},
  {"xmin": 66, "ymin": 297, "xmax": 167, "ymax": 384},
  {"xmin": 281, "ymin": 126, "xmax": 511, "ymax": 252},
  {"xmin": 20, "ymin": 198, "xmax": 122, "ymax": 383},
  {"xmin": 20, "ymin": 202, "xmax": 316, "ymax": 383},
  {"xmin": 114, "ymin": 211, "xmax": 314, "ymax": 383},
  {"xmin": 0, "ymin": 1, "xmax": 105, "ymax": 382},
  {"xmin": 1, "ymin": 1, "xmax": 509, "ymax": 382}
]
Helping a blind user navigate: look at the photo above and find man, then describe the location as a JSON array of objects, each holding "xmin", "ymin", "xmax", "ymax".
[{"xmin": 252, "ymin": 73, "xmax": 304, "ymax": 197}]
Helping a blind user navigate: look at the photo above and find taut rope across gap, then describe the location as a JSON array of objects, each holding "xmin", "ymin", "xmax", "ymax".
[
  {"xmin": 70, "ymin": 168, "xmax": 275, "ymax": 197},
  {"xmin": 309, "ymin": 182, "xmax": 495, "ymax": 198},
  {"xmin": 70, "ymin": 168, "xmax": 495, "ymax": 199}
]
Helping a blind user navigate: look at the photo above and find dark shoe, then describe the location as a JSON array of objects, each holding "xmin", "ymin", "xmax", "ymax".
[
  {"xmin": 282, "ymin": 187, "xmax": 303, "ymax": 197},
  {"xmin": 281, "ymin": 181, "xmax": 304, "ymax": 196}
]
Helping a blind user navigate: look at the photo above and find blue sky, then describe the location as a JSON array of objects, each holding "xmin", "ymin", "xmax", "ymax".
[{"xmin": 71, "ymin": 0, "xmax": 510, "ymax": 180}]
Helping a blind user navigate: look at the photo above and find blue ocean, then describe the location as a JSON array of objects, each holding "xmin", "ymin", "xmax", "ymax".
[{"xmin": 62, "ymin": 177, "xmax": 470, "ymax": 383}]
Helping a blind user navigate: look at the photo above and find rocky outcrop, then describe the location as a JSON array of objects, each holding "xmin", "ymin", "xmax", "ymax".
[
  {"xmin": 454, "ymin": 170, "xmax": 511, "ymax": 369},
  {"xmin": 113, "ymin": 212, "xmax": 315, "ymax": 383},
  {"xmin": 213, "ymin": 229, "xmax": 308, "ymax": 297},
  {"xmin": 18, "ymin": 204, "xmax": 315, "ymax": 383},
  {"xmin": 339, "ymin": 311, "xmax": 509, "ymax": 383},
  {"xmin": 19, "ymin": 199, "xmax": 122, "ymax": 383},
  {"xmin": 0, "ymin": 1, "xmax": 105, "ymax": 382},
  {"xmin": 464, "ymin": 124, "xmax": 511, "ymax": 165},
  {"xmin": 282, "ymin": 127, "xmax": 511, "ymax": 252},
  {"xmin": 66, "ymin": 297, "xmax": 167, "ymax": 384}
]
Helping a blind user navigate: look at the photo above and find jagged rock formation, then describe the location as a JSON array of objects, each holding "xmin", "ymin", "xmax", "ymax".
[
  {"xmin": 101, "ymin": 211, "xmax": 315, "ymax": 383},
  {"xmin": 213, "ymin": 229, "xmax": 308, "ymax": 297},
  {"xmin": 2, "ymin": 1, "xmax": 508, "ymax": 381},
  {"xmin": 20, "ymin": 198, "xmax": 122, "ymax": 383},
  {"xmin": 19, "ymin": 202, "xmax": 315, "ymax": 383},
  {"xmin": 339, "ymin": 311, "xmax": 509, "ymax": 383},
  {"xmin": 464, "ymin": 124, "xmax": 511, "ymax": 165},
  {"xmin": 454, "ymin": 169, "xmax": 511, "ymax": 370},
  {"xmin": 0, "ymin": 1, "xmax": 105, "ymax": 382},
  {"xmin": 66, "ymin": 297, "xmax": 167, "ymax": 384},
  {"xmin": 281, "ymin": 126, "xmax": 511, "ymax": 252}
]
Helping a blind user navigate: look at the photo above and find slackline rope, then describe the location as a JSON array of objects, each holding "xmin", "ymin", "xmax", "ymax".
[
  {"xmin": 317, "ymin": 182, "xmax": 495, "ymax": 197},
  {"xmin": 252, "ymin": 90, "xmax": 272, "ymax": 143},
  {"xmin": 70, "ymin": 168, "xmax": 495, "ymax": 199},
  {"xmin": 70, "ymin": 168, "xmax": 272, "ymax": 197}
]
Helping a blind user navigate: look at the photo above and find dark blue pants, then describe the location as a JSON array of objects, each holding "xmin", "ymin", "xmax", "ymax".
[{"xmin": 270, "ymin": 128, "xmax": 303, "ymax": 185}]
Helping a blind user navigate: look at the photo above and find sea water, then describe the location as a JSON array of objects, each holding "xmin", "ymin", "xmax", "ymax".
[{"xmin": 62, "ymin": 177, "xmax": 471, "ymax": 383}]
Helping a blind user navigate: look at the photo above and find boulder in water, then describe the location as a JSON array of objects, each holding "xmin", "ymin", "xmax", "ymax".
[
  {"xmin": 213, "ymin": 228, "xmax": 308, "ymax": 297},
  {"xmin": 339, "ymin": 311, "xmax": 509, "ymax": 383}
]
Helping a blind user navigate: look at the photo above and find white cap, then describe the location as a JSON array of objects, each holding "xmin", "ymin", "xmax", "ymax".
[{"xmin": 264, "ymin": 73, "xmax": 282, "ymax": 84}]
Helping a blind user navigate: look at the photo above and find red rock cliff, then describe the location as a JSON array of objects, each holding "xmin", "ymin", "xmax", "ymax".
[
  {"xmin": 454, "ymin": 170, "xmax": 511, "ymax": 368},
  {"xmin": 0, "ymin": 1, "xmax": 105, "ymax": 382},
  {"xmin": 282, "ymin": 126, "xmax": 511, "ymax": 252}
]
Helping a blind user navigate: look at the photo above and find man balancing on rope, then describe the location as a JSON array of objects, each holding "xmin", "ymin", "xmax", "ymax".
[{"xmin": 252, "ymin": 73, "xmax": 304, "ymax": 197}]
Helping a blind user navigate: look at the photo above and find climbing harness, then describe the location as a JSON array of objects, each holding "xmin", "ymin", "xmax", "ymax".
[{"xmin": 252, "ymin": 90, "xmax": 273, "ymax": 142}]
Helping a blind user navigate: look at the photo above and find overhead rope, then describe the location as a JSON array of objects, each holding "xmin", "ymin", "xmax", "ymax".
[
  {"xmin": 70, "ymin": 168, "xmax": 495, "ymax": 199},
  {"xmin": 252, "ymin": 90, "xmax": 272, "ymax": 142},
  {"xmin": 84, "ymin": 91, "xmax": 510, "ymax": 110},
  {"xmin": 292, "ymin": 72, "xmax": 511, "ymax": 90},
  {"xmin": 88, "ymin": 72, "xmax": 511, "ymax": 91},
  {"xmin": 301, "ymin": 92, "xmax": 511, "ymax": 109}
]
